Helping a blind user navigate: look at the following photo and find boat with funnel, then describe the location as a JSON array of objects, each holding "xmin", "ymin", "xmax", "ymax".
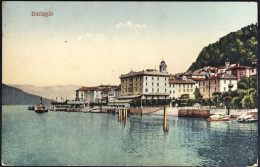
[{"xmin": 34, "ymin": 97, "xmax": 48, "ymax": 113}]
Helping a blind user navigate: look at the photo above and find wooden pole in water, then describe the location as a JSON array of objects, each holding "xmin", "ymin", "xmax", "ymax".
[
  {"xmin": 118, "ymin": 109, "xmax": 121, "ymax": 122},
  {"xmin": 125, "ymin": 109, "xmax": 127, "ymax": 122},
  {"xmin": 163, "ymin": 106, "xmax": 168, "ymax": 131}
]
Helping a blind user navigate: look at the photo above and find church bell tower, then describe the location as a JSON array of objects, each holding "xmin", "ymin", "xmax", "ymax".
[{"xmin": 159, "ymin": 60, "xmax": 167, "ymax": 73}]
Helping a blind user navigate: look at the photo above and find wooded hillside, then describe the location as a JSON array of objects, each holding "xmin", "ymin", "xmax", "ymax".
[{"xmin": 188, "ymin": 23, "xmax": 258, "ymax": 72}]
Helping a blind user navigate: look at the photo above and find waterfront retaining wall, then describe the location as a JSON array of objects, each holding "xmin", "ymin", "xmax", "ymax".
[
  {"xmin": 130, "ymin": 107, "xmax": 163, "ymax": 114},
  {"xmin": 178, "ymin": 109, "xmax": 210, "ymax": 118}
]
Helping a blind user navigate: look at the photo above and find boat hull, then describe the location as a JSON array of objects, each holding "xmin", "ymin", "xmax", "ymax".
[
  {"xmin": 237, "ymin": 119, "xmax": 258, "ymax": 123},
  {"xmin": 35, "ymin": 110, "xmax": 48, "ymax": 113},
  {"xmin": 206, "ymin": 118, "xmax": 232, "ymax": 122}
]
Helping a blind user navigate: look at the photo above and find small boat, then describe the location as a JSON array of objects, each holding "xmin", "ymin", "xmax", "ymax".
[
  {"xmin": 34, "ymin": 97, "xmax": 48, "ymax": 113},
  {"xmin": 207, "ymin": 114, "xmax": 232, "ymax": 122},
  {"xmin": 28, "ymin": 105, "xmax": 35, "ymax": 110},
  {"xmin": 91, "ymin": 107, "xmax": 101, "ymax": 113},
  {"xmin": 66, "ymin": 107, "xmax": 82, "ymax": 112},
  {"xmin": 237, "ymin": 115, "xmax": 257, "ymax": 123},
  {"xmin": 81, "ymin": 108, "xmax": 91, "ymax": 113}
]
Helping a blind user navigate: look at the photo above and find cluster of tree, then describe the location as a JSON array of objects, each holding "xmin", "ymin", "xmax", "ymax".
[
  {"xmin": 129, "ymin": 98, "xmax": 171, "ymax": 108},
  {"xmin": 188, "ymin": 75, "xmax": 257, "ymax": 109},
  {"xmin": 188, "ymin": 23, "xmax": 258, "ymax": 72}
]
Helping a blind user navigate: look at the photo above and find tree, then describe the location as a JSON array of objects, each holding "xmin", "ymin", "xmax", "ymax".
[
  {"xmin": 201, "ymin": 99, "xmax": 207, "ymax": 106},
  {"xmin": 206, "ymin": 98, "xmax": 213, "ymax": 106},
  {"xmin": 187, "ymin": 23, "xmax": 258, "ymax": 72},
  {"xmin": 221, "ymin": 92, "xmax": 229, "ymax": 99},
  {"xmin": 241, "ymin": 95, "xmax": 252, "ymax": 109},
  {"xmin": 151, "ymin": 99, "xmax": 156, "ymax": 107},
  {"xmin": 212, "ymin": 92, "xmax": 221, "ymax": 96},
  {"xmin": 229, "ymin": 90, "xmax": 238, "ymax": 97},
  {"xmin": 217, "ymin": 95, "xmax": 223, "ymax": 107},
  {"xmin": 157, "ymin": 99, "xmax": 162, "ymax": 106},
  {"xmin": 194, "ymin": 88, "xmax": 203, "ymax": 103},
  {"xmin": 237, "ymin": 89, "xmax": 247, "ymax": 98},
  {"xmin": 145, "ymin": 99, "xmax": 150, "ymax": 107},
  {"xmin": 238, "ymin": 82, "xmax": 247, "ymax": 90},
  {"xmin": 250, "ymin": 91, "xmax": 258, "ymax": 108},
  {"xmin": 231, "ymin": 97, "xmax": 242, "ymax": 109},
  {"xmin": 211, "ymin": 95, "xmax": 219, "ymax": 106}
]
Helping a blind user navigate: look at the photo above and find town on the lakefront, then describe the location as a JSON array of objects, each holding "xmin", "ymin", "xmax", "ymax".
[{"xmin": 2, "ymin": 2, "xmax": 258, "ymax": 166}]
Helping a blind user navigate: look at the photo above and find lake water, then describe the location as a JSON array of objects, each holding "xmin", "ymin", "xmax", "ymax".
[{"xmin": 2, "ymin": 105, "xmax": 258, "ymax": 166}]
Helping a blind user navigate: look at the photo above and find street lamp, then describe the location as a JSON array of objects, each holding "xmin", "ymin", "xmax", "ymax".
[{"xmin": 223, "ymin": 96, "xmax": 232, "ymax": 115}]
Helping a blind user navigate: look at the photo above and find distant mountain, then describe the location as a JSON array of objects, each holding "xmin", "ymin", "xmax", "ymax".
[
  {"xmin": 2, "ymin": 84, "xmax": 52, "ymax": 105},
  {"xmin": 10, "ymin": 84, "xmax": 81, "ymax": 101},
  {"xmin": 187, "ymin": 23, "xmax": 258, "ymax": 72}
]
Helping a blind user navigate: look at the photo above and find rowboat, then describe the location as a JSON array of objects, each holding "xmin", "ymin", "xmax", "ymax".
[
  {"xmin": 237, "ymin": 115, "xmax": 257, "ymax": 123},
  {"xmin": 206, "ymin": 114, "xmax": 232, "ymax": 122}
]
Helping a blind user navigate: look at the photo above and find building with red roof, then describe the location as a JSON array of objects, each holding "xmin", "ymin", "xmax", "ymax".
[
  {"xmin": 76, "ymin": 84, "xmax": 121, "ymax": 106},
  {"xmin": 199, "ymin": 73, "xmax": 237, "ymax": 98},
  {"xmin": 226, "ymin": 64, "xmax": 249, "ymax": 82},
  {"xmin": 168, "ymin": 78, "xmax": 195, "ymax": 99}
]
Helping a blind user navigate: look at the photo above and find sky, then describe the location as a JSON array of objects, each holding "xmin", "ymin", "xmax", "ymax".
[{"xmin": 2, "ymin": 1, "xmax": 257, "ymax": 87}]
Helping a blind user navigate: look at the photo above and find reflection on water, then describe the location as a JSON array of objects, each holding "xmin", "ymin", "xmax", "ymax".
[{"xmin": 2, "ymin": 105, "xmax": 258, "ymax": 166}]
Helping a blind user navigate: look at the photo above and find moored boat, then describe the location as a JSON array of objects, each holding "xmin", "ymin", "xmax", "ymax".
[
  {"xmin": 237, "ymin": 115, "xmax": 257, "ymax": 123},
  {"xmin": 28, "ymin": 105, "xmax": 35, "ymax": 110},
  {"xmin": 206, "ymin": 114, "xmax": 232, "ymax": 122},
  {"xmin": 34, "ymin": 97, "xmax": 48, "ymax": 113},
  {"xmin": 91, "ymin": 107, "xmax": 101, "ymax": 113},
  {"xmin": 81, "ymin": 108, "xmax": 91, "ymax": 113}
]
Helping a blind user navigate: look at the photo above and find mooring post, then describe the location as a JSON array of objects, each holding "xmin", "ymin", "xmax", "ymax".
[
  {"xmin": 163, "ymin": 106, "xmax": 168, "ymax": 132},
  {"xmin": 125, "ymin": 109, "xmax": 127, "ymax": 122},
  {"xmin": 118, "ymin": 109, "xmax": 121, "ymax": 122}
]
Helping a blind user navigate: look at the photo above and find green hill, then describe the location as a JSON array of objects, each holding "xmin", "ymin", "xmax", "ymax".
[
  {"xmin": 187, "ymin": 23, "xmax": 258, "ymax": 72},
  {"xmin": 2, "ymin": 84, "xmax": 52, "ymax": 105}
]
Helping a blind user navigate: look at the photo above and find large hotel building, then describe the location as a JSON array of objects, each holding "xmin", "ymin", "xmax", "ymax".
[{"xmin": 120, "ymin": 61, "xmax": 170, "ymax": 99}]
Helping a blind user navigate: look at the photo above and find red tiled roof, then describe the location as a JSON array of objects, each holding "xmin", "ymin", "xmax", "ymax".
[
  {"xmin": 77, "ymin": 87, "xmax": 98, "ymax": 91},
  {"xmin": 205, "ymin": 73, "xmax": 237, "ymax": 80},
  {"xmin": 253, "ymin": 58, "xmax": 258, "ymax": 63},
  {"xmin": 227, "ymin": 65, "xmax": 247, "ymax": 70},
  {"xmin": 183, "ymin": 72, "xmax": 193, "ymax": 76},
  {"xmin": 191, "ymin": 78, "xmax": 205, "ymax": 81},
  {"xmin": 218, "ymin": 66, "xmax": 226, "ymax": 69},
  {"xmin": 209, "ymin": 68, "xmax": 218, "ymax": 71}
]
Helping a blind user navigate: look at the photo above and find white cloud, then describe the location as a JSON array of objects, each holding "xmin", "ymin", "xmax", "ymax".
[
  {"xmin": 115, "ymin": 21, "xmax": 146, "ymax": 29},
  {"xmin": 77, "ymin": 33, "xmax": 107, "ymax": 42}
]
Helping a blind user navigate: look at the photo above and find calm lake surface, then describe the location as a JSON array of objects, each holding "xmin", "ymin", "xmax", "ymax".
[{"xmin": 2, "ymin": 105, "xmax": 258, "ymax": 166}]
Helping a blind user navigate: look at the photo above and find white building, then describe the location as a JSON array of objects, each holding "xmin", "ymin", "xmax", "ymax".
[
  {"xmin": 119, "ymin": 60, "xmax": 170, "ymax": 99},
  {"xmin": 169, "ymin": 78, "xmax": 195, "ymax": 99},
  {"xmin": 75, "ymin": 85, "xmax": 121, "ymax": 106},
  {"xmin": 76, "ymin": 87, "xmax": 102, "ymax": 104}
]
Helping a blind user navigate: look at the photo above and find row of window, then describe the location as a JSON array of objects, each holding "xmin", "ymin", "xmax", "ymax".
[
  {"xmin": 169, "ymin": 84, "xmax": 194, "ymax": 88},
  {"xmin": 145, "ymin": 88, "xmax": 167, "ymax": 93},
  {"xmin": 203, "ymin": 87, "xmax": 217, "ymax": 92},
  {"xmin": 145, "ymin": 77, "xmax": 167, "ymax": 81},
  {"xmin": 145, "ymin": 82, "xmax": 167, "ymax": 87},
  {"xmin": 178, "ymin": 89, "xmax": 193, "ymax": 93},
  {"xmin": 201, "ymin": 80, "xmax": 232, "ymax": 86},
  {"xmin": 202, "ymin": 87, "xmax": 231, "ymax": 93},
  {"xmin": 122, "ymin": 76, "xmax": 168, "ymax": 83}
]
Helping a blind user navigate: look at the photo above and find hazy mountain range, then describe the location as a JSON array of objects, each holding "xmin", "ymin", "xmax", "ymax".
[
  {"xmin": 2, "ymin": 84, "xmax": 53, "ymax": 105},
  {"xmin": 10, "ymin": 84, "xmax": 81, "ymax": 101}
]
